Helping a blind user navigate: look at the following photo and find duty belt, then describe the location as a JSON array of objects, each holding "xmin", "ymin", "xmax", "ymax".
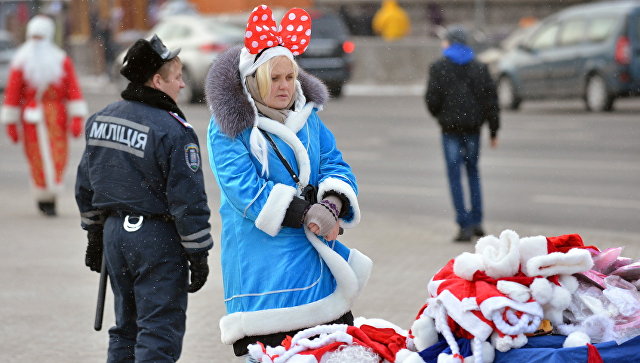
[{"xmin": 107, "ymin": 210, "xmax": 173, "ymax": 232}]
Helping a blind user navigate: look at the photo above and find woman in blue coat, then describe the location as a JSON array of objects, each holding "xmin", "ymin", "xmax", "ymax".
[{"xmin": 204, "ymin": 6, "xmax": 372, "ymax": 358}]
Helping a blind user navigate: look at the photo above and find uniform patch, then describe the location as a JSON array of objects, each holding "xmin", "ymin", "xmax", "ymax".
[
  {"xmin": 184, "ymin": 144, "xmax": 200, "ymax": 172},
  {"xmin": 169, "ymin": 111, "xmax": 193, "ymax": 128}
]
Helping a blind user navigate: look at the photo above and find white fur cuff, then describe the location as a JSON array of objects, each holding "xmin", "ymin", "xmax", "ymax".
[
  {"xmin": 67, "ymin": 100, "xmax": 88, "ymax": 117},
  {"xmin": 526, "ymin": 248, "xmax": 593, "ymax": 277},
  {"xmin": 255, "ymin": 183, "xmax": 296, "ymax": 237},
  {"xmin": 318, "ymin": 177, "xmax": 360, "ymax": 228},
  {"xmin": 0, "ymin": 105, "xmax": 20, "ymax": 124}
]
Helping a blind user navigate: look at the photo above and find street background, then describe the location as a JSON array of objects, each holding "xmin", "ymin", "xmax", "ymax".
[{"xmin": 1, "ymin": 78, "xmax": 639, "ymax": 361}]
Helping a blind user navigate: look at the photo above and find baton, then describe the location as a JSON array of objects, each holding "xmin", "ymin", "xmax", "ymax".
[{"xmin": 94, "ymin": 256, "xmax": 108, "ymax": 331}]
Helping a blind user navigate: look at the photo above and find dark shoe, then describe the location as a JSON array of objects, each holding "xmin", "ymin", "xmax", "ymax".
[
  {"xmin": 454, "ymin": 228, "xmax": 473, "ymax": 242},
  {"xmin": 473, "ymin": 225, "xmax": 486, "ymax": 237},
  {"xmin": 38, "ymin": 201, "xmax": 56, "ymax": 216}
]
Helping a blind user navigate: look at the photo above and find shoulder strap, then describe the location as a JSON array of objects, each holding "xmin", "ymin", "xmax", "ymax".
[{"xmin": 259, "ymin": 129, "xmax": 301, "ymax": 186}]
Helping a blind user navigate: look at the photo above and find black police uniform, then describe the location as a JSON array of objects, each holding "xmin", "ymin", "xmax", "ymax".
[{"xmin": 75, "ymin": 36, "xmax": 212, "ymax": 362}]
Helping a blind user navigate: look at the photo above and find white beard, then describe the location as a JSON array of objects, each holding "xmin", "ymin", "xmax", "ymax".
[{"xmin": 12, "ymin": 39, "xmax": 65, "ymax": 93}]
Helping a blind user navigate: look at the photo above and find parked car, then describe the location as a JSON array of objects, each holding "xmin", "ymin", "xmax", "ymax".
[
  {"xmin": 296, "ymin": 8, "xmax": 355, "ymax": 97},
  {"xmin": 495, "ymin": 0, "xmax": 640, "ymax": 111},
  {"xmin": 0, "ymin": 30, "xmax": 17, "ymax": 91},
  {"xmin": 114, "ymin": 15, "xmax": 245, "ymax": 103},
  {"xmin": 477, "ymin": 23, "xmax": 539, "ymax": 77}
]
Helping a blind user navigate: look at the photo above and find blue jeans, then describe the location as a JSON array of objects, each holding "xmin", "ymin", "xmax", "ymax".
[{"xmin": 441, "ymin": 133, "xmax": 482, "ymax": 229}]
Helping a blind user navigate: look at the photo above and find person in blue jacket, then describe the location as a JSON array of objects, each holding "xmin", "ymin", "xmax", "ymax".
[
  {"xmin": 75, "ymin": 35, "xmax": 213, "ymax": 362},
  {"xmin": 204, "ymin": 6, "xmax": 372, "ymax": 358}
]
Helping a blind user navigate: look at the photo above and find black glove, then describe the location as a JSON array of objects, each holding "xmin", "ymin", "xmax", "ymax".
[
  {"xmin": 85, "ymin": 229, "xmax": 103, "ymax": 273},
  {"xmin": 187, "ymin": 252, "xmax": 209, "ymax": 293}
]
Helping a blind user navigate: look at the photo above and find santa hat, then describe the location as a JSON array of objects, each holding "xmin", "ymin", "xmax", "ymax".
[
  {"xmin": 26, "ymin": 15, "xmax": 56, "ymax": 42},
  {"xmin": 519, "ymin": 234, "xmax": 593, "ymax": 277}
]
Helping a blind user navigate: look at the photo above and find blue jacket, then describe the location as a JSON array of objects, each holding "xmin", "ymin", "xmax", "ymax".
[
  {"xmin": 205, "ymin": 46, "xmax": 372, "ymax": 345},
  {"xmin": 75, "ymin": 94, "xmax": 213, "ymax": 255}
]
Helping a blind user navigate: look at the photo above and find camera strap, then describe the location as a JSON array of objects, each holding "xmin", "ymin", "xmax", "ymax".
[{"xmin": 259, "ymin": 129, "xmax": 303, "ymax": 188}]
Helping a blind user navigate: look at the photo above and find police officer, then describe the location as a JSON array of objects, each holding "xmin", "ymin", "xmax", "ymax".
[{"xmin": 75, "ymin": 35, "xmax": 213, "ymax": 362}]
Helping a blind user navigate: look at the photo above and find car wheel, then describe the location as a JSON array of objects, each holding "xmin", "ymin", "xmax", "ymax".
[
  {"xmin": 178, "ymin": 68, "xmax": 195, "ymax": 104},
  {"xmin": 584, "ymin": 74, "xmax": 614, "ymax": 112},
  {"xmin": 328, "ymin": 83, "xmax": 343, "ymax": 98},
  {"xmin": 498, "ymin": 76, "xmax": 521, "ymax": 110}
]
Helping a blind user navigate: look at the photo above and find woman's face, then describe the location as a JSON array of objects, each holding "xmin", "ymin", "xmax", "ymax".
[{"xmin": 264, "ymin": 57, "xmax": 295, "ymax": 109}]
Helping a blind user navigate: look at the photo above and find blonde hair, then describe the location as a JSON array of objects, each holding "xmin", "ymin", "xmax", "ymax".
[{"xmin": 254, "ymin": 55, "xmax": 299, "ymax": 100}]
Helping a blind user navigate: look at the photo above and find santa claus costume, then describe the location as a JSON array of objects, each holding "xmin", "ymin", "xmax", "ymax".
[{"xmin": 1, "ymin": 15, "xmax": 88, "ymax": 216}]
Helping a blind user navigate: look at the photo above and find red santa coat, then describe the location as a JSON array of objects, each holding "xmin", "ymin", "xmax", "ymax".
[{"xmin": 1, "ymin": 55, "xmax": 87, "ymax": 195}]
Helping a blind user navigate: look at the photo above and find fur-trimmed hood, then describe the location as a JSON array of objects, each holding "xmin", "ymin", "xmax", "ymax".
[{"xmin": 204, "ymin": 45, "xmax": 329, "ymax": 138}]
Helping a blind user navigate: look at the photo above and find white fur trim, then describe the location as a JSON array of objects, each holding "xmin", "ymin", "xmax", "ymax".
[
  {"xmin": 530, "ymin": 278, "xmax": 553, "ymax": 305},
  {"xmin": 401, "ymin": 352, "xmax": 427, "ymax": 363},
  {"xmin": 437, "ymin": 353, "xmax": 460, "ymax": 363},
  {"xmin": 543, "ymin": 305, "xmax": 564, "ymax": 326},
  {"xmin": 476, "ymin": 230, "xmax": 521, "ymax": 279},
  {"xmin": 411, "ymin": 315, "xmax": 438, "ymax": 351},
  {"xmin": 428, "ymin": 278, "xmax": 444, "ymax": 298},
  {"xmin": 0, "ymin": 105, "xmax": 20, "ymax": 124},
  {"xmin": 433, "ymin": 289, "xmax": 494, "ymax": 340},
  {"xmin": 492, "ymin": 333, "xmax": 513, "ymax": 353},
  {"xmin": 317, "ymin": 177, "xmax": 360, "ymax": 228},
  {"xmin": 549, "ymin": 285, "xmax": 571, "ymax": 309},
  {"xmin": 559, "ymin": 274, "xmax": 579, "ymax": 293},
  {"xmin": 453, "ymin": 252, "xmax": 484, "ymax": 281},
  {"xmin": 67, "ymin": 100, "xmax": 88, "ymax": 117},
  {"xmin": 258, "ymin": 117, "xmax": 311, "ymax": 187},
  {"xmin": 479, "ymin": 295, "xmax": 543, "ymax": 323},
  {"xmin": 219, "ymin": 228, "xmax": 371, "ymax": 344},
  {"xmin": 239, "ymin": 46, "xmax": 294, "ymax": 80},
  {"xmin": 526, "ymin": 248, "xmax": 593, "ymax": 277},
  {"xmin": 285, "ymin": 100, "xmax": 313, "ymax": 133},
  {"xmin": 518, "ymin": 235, "xmax": 548, "ymax": 276},
  {"xmin": 254, "ymin": 183, "xmax": 296, "ymax": 237},
  {"xmin": 497, "ymin": 281, "xmax": 530, "ymax": 303},
  {"xmin": 563, "ymin": 331, "xmax": 591, "ymax": 348},
  {"xmin": 512, "ymin": 333, "xmax": 528, "ymax": 349},
  {"xmin": 396, "ymin": 349, "xmax": 418, "ymax": 363},
  {"xmin": 348, "ymin": 248, "xmax": 372, "ymax": 293}
]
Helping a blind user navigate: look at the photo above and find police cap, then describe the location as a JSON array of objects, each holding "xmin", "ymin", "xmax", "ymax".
[{"xmin": 120, "ymin": 34, "xmax": 181, "ymax": 84}]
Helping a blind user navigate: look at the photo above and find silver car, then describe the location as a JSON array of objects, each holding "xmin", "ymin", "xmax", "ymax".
[{"xmin": 115, "ymin": 15, "xmax": 245, "ymax": 103}]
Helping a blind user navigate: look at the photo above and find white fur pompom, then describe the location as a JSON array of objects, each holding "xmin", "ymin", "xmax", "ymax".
[
  {"xmin": 491, "ymin": 333, "xmax": 514, "ymax": 353},
  {"xmin": 530, "ymin": 278, "xmax": 553, "ymax": 305},
  {"xmin": 559, "ymin": 274, "xmax": 579, "ymax": 293},
  {"xmin": 454, "ymin": 252, "xmax": 485, "ymax": 281},
  {"xmin": 550, "ymin": 285, "xmax": 572, "ymax": 310},
  {"xmin": 563, "ymin": 331, "xmax": 591, "ymax": 348},
  {"xmin": 411, "ymin": 315, "xmax": 438, "ymax": 351}
]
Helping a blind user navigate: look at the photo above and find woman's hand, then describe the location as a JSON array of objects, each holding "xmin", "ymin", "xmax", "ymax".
[{"xmin": 307, "ymin": 220, "xmax": 340, "ymax": 241}]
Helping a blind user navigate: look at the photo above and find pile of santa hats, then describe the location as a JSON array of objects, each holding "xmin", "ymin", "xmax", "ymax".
[
  {"xmin": 408, "ymin": 229, "xmax": 596, "ymax": 363},
  {"xmin": 247, "ymin": 230, "xmax": 601, "ymax": 363}
]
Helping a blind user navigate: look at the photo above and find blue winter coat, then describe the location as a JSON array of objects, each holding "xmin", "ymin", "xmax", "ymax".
[{"xmin": 205, "ymin": 46, "xmax": 372, "ymax": 345}]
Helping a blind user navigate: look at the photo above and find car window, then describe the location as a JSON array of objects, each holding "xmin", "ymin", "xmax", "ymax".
[
  {"xmin": 529, "ymin": 23, "xmax": 559, "ymax": 50},
  {"xmin": 312, "ymin": 14, "xmax": 348, "ymax": 39},
  {"xmin": 588, "ymin": 17, "xmax": 618, "ymax": 43},
  {"xmin": 558, "ymin": 19, "xmax": 586, "ymax": 46}
]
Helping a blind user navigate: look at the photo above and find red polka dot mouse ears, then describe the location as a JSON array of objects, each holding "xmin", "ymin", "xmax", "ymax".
[{"xmin": 244, "ymin": 5, "xmax": 312, "ymax": 56}]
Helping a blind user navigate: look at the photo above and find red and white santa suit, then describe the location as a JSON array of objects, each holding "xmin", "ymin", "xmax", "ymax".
[{"xmin": 0, "ymin": 15, "xmax": 87, "ymax": 205}]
